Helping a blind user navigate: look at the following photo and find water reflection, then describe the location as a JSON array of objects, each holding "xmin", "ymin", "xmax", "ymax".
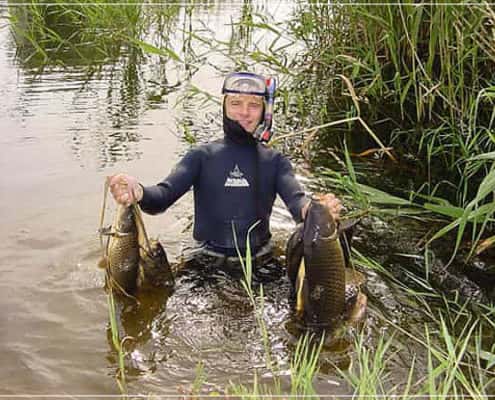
[
  {"xmin": 106, "ymin": 287, "xmax": 174, "ymax": 378},
  {"xmin": 7, "ymin": 1, "xmax": 187, "ymax": 168},
  {"xmin": 5, "ymin": 0, "xmax": 292, "ymax": 171}
]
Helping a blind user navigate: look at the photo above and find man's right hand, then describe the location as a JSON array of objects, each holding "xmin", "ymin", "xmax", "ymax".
[{"xmin": 107, "ymin": 174, "xmax": 143, "ymax": 206}]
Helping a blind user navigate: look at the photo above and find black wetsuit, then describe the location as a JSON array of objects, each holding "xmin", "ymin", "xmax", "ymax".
[{"xmin": 139, "ymin": 116, "xmax": 308, "ymax": 256}]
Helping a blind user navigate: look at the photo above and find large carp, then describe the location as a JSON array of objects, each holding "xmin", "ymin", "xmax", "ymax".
[
  {"xmin": 286, "ymin": 198, "xmax": 365, "ymax": 329},
  {"xmin": 99, "ymin": 196, "xmax": 174, "ymax": 295}
]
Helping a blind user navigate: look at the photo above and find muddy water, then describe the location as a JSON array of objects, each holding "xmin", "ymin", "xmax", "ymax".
[
  {"xmin": 0, "ymin": 2, "xmax": 467, "ymax": 397},
  {"xmin": 0, "ymin": 3, "xmax": 313, "ymax": 396}
]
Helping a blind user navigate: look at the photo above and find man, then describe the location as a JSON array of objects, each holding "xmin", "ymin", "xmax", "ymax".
[{"xmin": 108, "ymin": 71, "xmax": 341, "ymax": 264}]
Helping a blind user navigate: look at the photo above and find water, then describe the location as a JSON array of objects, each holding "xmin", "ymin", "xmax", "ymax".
[
  {"xmin": 0, "ymin": 2, "xmax": 330, "ymax": 395},
  {"xmin": 1, "ymin": 2, "xmax": 492, "ymax": 397}
]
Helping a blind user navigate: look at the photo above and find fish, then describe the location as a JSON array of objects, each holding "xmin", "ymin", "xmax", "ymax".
[
  {"xmin": 99, "ymin": 204, "xmax": 141, "ymax": 294},
  {"xmin": 99, "ymin": 189, "xmax": 174, "ymax": 295},
  {"xmin": 286, "ymin": 198, "xmax": 358, "ymax": 329},
  {"xmin": 137, "ymin": 237, "xmax": 174, "ymax": 290}
]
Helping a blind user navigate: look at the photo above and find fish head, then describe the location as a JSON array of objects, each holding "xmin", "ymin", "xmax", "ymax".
[
  {"xmin": 138, "ymin": 239, "xmax": 174, "ymax": 288},
  {"xmin": 303, "ymin": 198, "xmax": 338, "ymax": 246},
  {"xmin": 141, "ymin": 239, "xmax": 169, "ymax": 267},
  {"xmin": 113, "ymin": 204, "xmax": 136, "ymax": 233}
]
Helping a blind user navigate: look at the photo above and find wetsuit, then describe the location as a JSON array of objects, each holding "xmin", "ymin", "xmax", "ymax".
[{"xmin": 139, "ymin": 116, "xmax": 308, "ymax": 257}]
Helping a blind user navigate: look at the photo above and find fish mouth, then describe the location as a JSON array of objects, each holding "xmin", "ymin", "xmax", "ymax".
[
  {"xmin": 319, "ymin": 230, "xmax": 339, "ymax": 241},
  {"xmin": 98, "ymin": 226, "xmax": 132, "ymax": 237}
]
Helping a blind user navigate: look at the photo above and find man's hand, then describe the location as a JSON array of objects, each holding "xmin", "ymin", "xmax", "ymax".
[
  {"xmin": 107, "ymin": 174, "xmax": 143, "ymax": 207},
  {"xmin": 302, "ymin": 193, "xmax": 343, "ymax": 221}
]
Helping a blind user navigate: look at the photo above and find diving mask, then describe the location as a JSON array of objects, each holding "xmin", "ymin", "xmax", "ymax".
[{"xmin": 222, "ymin": 72, "xmax": 267, "ymax": 97}]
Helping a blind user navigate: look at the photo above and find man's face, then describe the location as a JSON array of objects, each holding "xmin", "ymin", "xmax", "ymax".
[{"xmin": 225, "ymin": 94, "xmax": 264, "ymax": 133}]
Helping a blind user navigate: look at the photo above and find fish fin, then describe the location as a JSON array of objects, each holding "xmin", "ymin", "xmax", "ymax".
[
  {"xmin": 98, "ymin": 225, "xmax": 113, "ymax": 235},
  {"xmin": 338, "ymin": 218, "xmax": 359, "ymax": 268},
  {"xmin": 347, "ymin": 292, "xmax": 368, "ymax": 324},
  {"xmin": 295, "ymin": 259, "xmax": 306, "ymax": 318},
  {"xmin": 98, "ymin": 256, "xmax": 108, "ymax": 269},
  {"xmin": 99, "ymin": 224, "xmax": 133, "ymax": 238},
  {"xmin": 105, "ymin": 270, "xmax": 140, "ymax": 303},
  {"xmin": 286, "ymin": 223, "xmax": 304, "ymax": 287},
  {"xmin": 338, "ymin": 218, "xmax": 360, "ymax": 234},
  {"xmin": 138, "ymin": 243, "xmax": 156, "ymax": 260},
  {"xmin": 137, "ymin": 262, "xmax": 146, "ymax": 289}
]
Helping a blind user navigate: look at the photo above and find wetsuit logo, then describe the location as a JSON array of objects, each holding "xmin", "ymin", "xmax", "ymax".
[{"xmin": 224, "ymin": 164, "xmax": 249, "ymax": 187}]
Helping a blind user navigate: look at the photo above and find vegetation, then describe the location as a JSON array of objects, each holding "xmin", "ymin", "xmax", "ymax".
[
  {"xmin": 6, "ymin": 0, "xmax": 495, "ymax": 397},
  {"xmin": 7, "ymin": 0, "xmax": 183, "ymax": 70},
  {"xmin": 345, "ymin": 250, "xmax": 495, "ymax": 398},
  {"xmin": 231, "ymin": 221, "xmax": 324, "ymax": 398},
  {"xmin": 107, "ymin": 285, "xmax": 129, "ymax": 396},
  {"xmin": 286, "ymin": 1, "xmax": 495, "ymax": 258}
]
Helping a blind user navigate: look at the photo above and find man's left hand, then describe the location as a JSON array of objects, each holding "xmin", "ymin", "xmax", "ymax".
[{"xmin": 302, "ymin": 193, "xmax": 343, "ymax": 221}]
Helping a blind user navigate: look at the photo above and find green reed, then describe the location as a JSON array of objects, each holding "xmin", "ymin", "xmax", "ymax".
[
  {"xmin": 7, "ymin": 0, "xmax": 182, "ymax": 69},
  {"xmin": 289, "ymin": 333, "xmax": 324, "ymax": 397},
  {"xmin": 232, "ymin": 221, "xmax": 274, "ymax": 373},
  {"xmin": 343, "ymin": 251, "xmax": 495, "ymax": 398},
  {"xmin": 107, "ymin": 286, "xmax": 128, "ymax": 397},
  {"xmin": 287, "ymin": 1, "xmax": 495, "ymax": 231},
  {"xmin": 314, "ymin": 140, "xmax": 495, "ymax": 261}
]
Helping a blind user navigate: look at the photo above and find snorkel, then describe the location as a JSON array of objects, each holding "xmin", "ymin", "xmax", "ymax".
[{"xmin": 253, "ymin": 77, "xmax": 277, "ymax": 143}]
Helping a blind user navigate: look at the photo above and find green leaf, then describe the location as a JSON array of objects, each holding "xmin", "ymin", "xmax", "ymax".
[
  {"xmin": 467, "ymin": 151, "xmax": 495, "ymax": 161},
  {"xmin": 479, "ymin": 350, "xmax": 495, "ymax": 369},
  {"xmin": 423, "ymin": 203, "xmax": 464, "ymax": 219},
  {"xmin": 130, "ymin": 38, "xmax": 182, "ymax": 62},
  {"xmin": 356, "ymin": 183, "xmax": 412, "ymax": 206}
]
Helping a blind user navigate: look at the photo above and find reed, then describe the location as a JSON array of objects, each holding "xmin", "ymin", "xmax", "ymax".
[
  {"xmin": 229, "ymin": 244, "xmax": 495, "ymax": 398},
  {"xmin": 342, "ymin": 251, "xmax": 495, "ymax": 398},
  {"xmin": 7, "ymin": 0, "xmax": 182, "ymax": 69},
  {"xmin": 285, "ymin": 1, "xmax": 495, "ymax": 254},
  {"xmin": 107, "ymin": 285, "xmax": 128, "ymax": 397}
]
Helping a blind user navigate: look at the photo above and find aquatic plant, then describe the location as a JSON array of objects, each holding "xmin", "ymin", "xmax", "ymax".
[
  {"xmin": 107, "ymin": 286, "xmax": 129, "ymax": 396},
  {"xmin": 7, "ymin": 0, "xmax": 185, "ymax": 71},
  {"xmin": 232, "ymin": 221, "xmax": 274, "ymax": 373},
  {"xmin": 346, "ymin": 250, "xmax": 495, "ymax": 398},
  {"xmin": 286, "ymin": 1, "xmax": 495, "ymax": 255}
]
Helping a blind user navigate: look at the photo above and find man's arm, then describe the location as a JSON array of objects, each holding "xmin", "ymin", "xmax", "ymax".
[
  {"xmin": 275, "ymin": 155, "xmax": 342, "ymax": 222},
  {"xmin": 275, "ymin": 155, "xmax": 310, "ymax": 223},
  {"xmin": 108, "ymin": 148, "xmax": 202, "ymax": 214}
]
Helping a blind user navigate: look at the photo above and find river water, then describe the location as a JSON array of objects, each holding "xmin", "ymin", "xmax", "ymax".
[
  {"xmin": 0, "ymin": 1, "xmax": 327, "ymax": 396},
  {"xmin": 0, "ymin": 1, "xmax": 491, "ymax": 397}
]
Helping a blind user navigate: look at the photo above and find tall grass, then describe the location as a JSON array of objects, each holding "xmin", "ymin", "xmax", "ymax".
[
  {"xmin": 7, "ymin": 0, "xmax": 182, "ymax": 69},
  {"xmin": 286, "ymin": 1, "xmax": 495, "ymax": 255},
  {"xmin": 342, "ymin": 251, "xmax": 495, "ymax": 398},
  {"xmin": 228, "ymin": 227, "xmax": 495, "ymax": 398},
  {"xmin": 232, "ymin": 221, "xmax": 274, "ymax": 372},
  {"xmin": 107, "ymin": 285, "xmax": 129, "ymax": 396}
]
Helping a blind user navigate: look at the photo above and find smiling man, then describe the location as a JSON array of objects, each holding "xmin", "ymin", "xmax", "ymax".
[
  {"xmin": 225, "ymin": 94, "xmax": 264, "ymax": 133},
  {"xmin": 108, "ymin": 71, "xmax": 342, "ymax": 264}
]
